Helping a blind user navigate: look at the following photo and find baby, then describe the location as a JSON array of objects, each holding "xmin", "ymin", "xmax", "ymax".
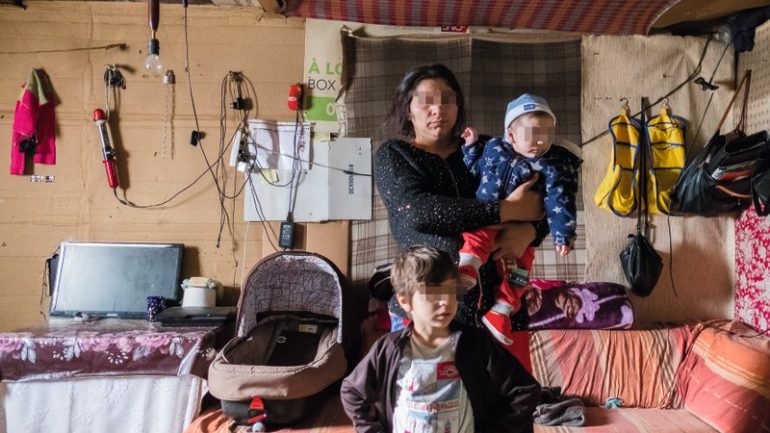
[{"xmin": 459, "ymin": 93, "xmax": 581, "ymax": 346}]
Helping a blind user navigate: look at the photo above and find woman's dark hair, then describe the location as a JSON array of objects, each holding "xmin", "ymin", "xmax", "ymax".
[{"xmin": 386, "ymin": 63, "xmax": 466, "ymax": 139}]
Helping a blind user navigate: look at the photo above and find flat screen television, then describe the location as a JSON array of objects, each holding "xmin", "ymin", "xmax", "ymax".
[{"xmin": 50, "ymin": 241, "xmax": 184, "ymax": 319}]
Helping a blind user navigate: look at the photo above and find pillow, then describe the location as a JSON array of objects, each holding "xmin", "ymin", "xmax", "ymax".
[{"xmin": 675, "ymin": 321, "xmax": 770, "ymax": 433}]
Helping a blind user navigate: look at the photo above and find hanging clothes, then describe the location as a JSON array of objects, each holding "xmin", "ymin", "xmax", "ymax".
[
  {"xmin": 645, "ymin": 105, "xmax": 686, "ymax": 215},
  {"xmin": 594, "ymin": 106, "xmax": 641, "ymax": 217},
  {"xmin": 10, "ymin": 69, "xmax": 56, "ymax": 175},
  {"xmin": 594, "ymin": 103, "xmax": 686, "ymax": 216}
]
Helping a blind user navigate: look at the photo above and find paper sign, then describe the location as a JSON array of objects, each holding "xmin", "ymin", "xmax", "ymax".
[{"xmin": 243, "ymin": 137, "xmax": 372, "ymax": 222}]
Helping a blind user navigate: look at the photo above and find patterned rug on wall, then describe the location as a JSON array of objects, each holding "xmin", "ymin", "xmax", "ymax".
[
  {"xmin": 341, "ymin": 32, "xmax": 584, "ymax": 287},
  {"xmin": 735, "ymin": 22, "xmax": 770, "ymax": 333},
  {"xmin": 735, "ymin": 207, "xmax": 770, "ymax": 332}
]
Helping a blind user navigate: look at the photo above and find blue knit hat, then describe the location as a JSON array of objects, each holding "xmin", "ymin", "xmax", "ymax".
[{"xmin": 504, "ymin": 93, "xmax": 557, "ymax": 134}]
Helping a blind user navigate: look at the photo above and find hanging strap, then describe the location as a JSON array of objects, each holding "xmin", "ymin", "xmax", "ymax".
[
  {"xmin": 715, "ymin": 70, "xmax": 752, "ymax": 133},
  {"xmin": 637, "ymin": 98, "xmax": 649, "ymax": 236}
]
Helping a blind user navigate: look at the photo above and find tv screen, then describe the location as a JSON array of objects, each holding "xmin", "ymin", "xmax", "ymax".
[{"xmin": 50, "ymin": 242, "xmax": 184, "ymax": 319}]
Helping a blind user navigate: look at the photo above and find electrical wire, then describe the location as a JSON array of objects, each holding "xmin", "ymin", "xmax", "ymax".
[
  {"xmin": 665, "ymin": 36, "xmax": 730, "ymax": 305},
  {"xmin": 286, "ymin": 108, "xmax": 304, "ymax": 223},
  {"xmin": 102, "ymin": 7, "xmax": 364, "ymax": 254},
  {"xmin": 244, "ymin": 133, "xmax": 372, "ymax": 177},
  {"xmin": 112, "ymin": 127, "xmax": 242, "ymax": 208},
  {"xmin": 246, "ymin": 165, "xmax": 281, "ymax": 252},
  {"xmin": 0, "ymin": 43, "xmax": 126, "ymax": 55},
  {"xmin": 180, "ymin": 2, "xmax": 232, "ymax": 248},
  {"xmin": 581, "ymin": 36, "xmax": 715, "ymax": 148}
]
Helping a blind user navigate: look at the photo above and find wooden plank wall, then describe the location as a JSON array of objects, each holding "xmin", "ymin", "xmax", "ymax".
[{"xmin": 0, "ymin": 2, "xmax": 349, "ymax": 331}]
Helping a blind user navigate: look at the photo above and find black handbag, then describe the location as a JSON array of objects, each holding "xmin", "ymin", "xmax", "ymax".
[
  {"xmin": 674, "ymin": 70, "xmax": 770, "ymax": 215},
  {"xmin": 620, "ymin": 231, "xmax": 663, "ymax": 297},
  {"xmin": 620, "ymin": 100, "xmax": 663, "ymax": 296}
]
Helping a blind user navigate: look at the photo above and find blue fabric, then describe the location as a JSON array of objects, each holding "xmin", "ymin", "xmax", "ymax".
[{"xmin": 463, "ymin": 138, "xmax": 581, "ymax": 247}]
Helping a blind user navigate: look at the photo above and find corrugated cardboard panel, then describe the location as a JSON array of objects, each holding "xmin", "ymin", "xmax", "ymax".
[
  {"xmin": 0, "ymin": 3, "xmax": 352, "ymax": 332},
  {"xmin": 582, "ymin": 35, "xmax": 735, "ymax": 326}
]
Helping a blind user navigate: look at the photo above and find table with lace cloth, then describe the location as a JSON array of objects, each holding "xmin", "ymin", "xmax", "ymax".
[
  {"xmin": 0, "ymin": 319, "xmax": 225, "ymax": 381},
  {"xmin": 0, "ymin": 319, "xmax": 231, "ymax": 433}
]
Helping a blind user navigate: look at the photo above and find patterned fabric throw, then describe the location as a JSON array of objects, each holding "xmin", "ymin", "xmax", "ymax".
[{"xmin": 284, "ymin": 1, "xmax": 678, "ymax": 35}]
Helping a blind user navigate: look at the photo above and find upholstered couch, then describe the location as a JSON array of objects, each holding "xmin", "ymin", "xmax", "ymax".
[
  {"xmin": 184, "ymin": 320, "xmax": 770, "ymax": 433},
  {"xmin": 531, "ymin": 321, "xmax": 770, "ymax": 433}
]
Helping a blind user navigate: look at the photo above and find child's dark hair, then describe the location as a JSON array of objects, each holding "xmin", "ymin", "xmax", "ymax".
[
  {"xmin": 385, "ymin": 63, "xmax": 466, "ymax": 139},
  {"xmin": 390, "ymin": 245, "xmax": 458, "ymax": 299}
]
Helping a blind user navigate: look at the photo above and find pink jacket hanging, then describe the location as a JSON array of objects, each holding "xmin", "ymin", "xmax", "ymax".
[{"xmin": 10, "ymin": 69, "xmax": 56, "ymax": 175}]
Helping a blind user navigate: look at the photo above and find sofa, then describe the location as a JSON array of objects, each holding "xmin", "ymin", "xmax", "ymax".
[
  {"xmin": 184, "ymin": 320, "xmax": 770, "ymax": 433},
  {"xmin": 531, "ymin": 320, "xmax": 770, "ymax": 433}
]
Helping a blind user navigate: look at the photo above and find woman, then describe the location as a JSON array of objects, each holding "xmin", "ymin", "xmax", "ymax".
[{"xmin": 374, "ymin": 64, "xmax": 548, "ymax": 351}]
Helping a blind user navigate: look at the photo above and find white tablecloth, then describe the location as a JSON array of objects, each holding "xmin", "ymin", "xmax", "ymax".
[{"xmin": 0, "ymin": 374, "xmax": 207, "ymax": 433}]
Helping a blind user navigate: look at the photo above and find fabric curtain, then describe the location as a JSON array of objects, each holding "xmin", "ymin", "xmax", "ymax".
[{"xmin": 340, "ymin": 31, "xmax": 583, "ymax": 287}]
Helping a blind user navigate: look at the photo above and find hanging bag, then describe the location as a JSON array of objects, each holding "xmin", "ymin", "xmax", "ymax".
[
  {"xmin": 673, "ymin": 70, "xmax": 770, "ymax": 215},
  {"xmin": 620, "ymin": 100, "xmax": 663, "ymax": 297}
]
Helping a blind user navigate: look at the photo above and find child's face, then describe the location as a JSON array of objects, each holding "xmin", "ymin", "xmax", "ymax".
[
  {"xmin": 397, "ymin": 278, "xmax": 458, "ymax": 329},
  {"xmin": 506, "ymin": 113, "xmax": 555, "ymax": 158}
]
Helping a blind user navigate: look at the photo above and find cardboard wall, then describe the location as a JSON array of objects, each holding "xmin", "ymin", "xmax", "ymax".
[
  {"xmin": 1, "ymin": 3, "xmax": 759, "ymax": 333},
  {"xmin": 0, "ymin": 2, "xmax": 348, "ymax": 332},
  {"xmin": 582, "ymin": 35, "xmax": 736, "ymax": 326}
]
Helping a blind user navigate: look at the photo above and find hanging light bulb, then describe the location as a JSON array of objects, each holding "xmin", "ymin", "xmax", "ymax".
[
  {"xmin": 145, "ymin": 0, "xmax": 162, "ymax": 76},
  {"xmin": 145, "ymin": 38, "xmax": 162, "ymax": 75}
]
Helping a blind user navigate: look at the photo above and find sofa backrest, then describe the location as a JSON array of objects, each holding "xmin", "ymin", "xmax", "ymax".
[
  {"xmin": 674, "ymin": 321, "xmax": 770, "ymax": 433},
  {"xmin": 530, "ymin": 326, "xmax": 691, "ymax": 408}
]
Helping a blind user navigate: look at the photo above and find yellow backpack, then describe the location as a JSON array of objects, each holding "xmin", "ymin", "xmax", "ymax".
[{"xmin": 594, "ymin": 104, "xmax": 686, "ymax": 216}]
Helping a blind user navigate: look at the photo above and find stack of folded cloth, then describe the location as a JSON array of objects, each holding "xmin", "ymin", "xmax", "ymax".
[{"xmin": 533, "ymin": 387, "xmax": 586, "ymax": 427}]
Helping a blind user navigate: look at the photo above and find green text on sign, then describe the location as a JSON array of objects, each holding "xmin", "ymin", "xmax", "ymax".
[{"xmin": 305, "ymin": 96, "xmax": 337, "ymax": 122}]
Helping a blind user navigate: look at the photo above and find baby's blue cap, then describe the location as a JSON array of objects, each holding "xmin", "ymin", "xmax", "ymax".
[{"xmin": 504, "ymin": 93, "xmax": 557, "ymax": 134}]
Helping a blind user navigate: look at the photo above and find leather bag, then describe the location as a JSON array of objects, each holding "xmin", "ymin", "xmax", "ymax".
[
  {"xmin": 674, "ymin": 70, "xmax": 770, "ymax": 215},
  {"xmin": 620, "ymin": 100, "xmax": 663, "ymax": 296}
]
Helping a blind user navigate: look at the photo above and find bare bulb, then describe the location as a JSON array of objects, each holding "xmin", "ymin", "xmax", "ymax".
[
  {"xmin": 145, "ymin": 38, "xmax": 162, "ymax": 76},
  {"xmin": 144, "ymin": 54, "xmax": 163, "ymax": 75}
]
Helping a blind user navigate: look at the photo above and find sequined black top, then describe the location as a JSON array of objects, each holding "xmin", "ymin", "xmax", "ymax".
[
  {"xmin": 375, "ymin": 139, "xmax": 501, "ymax": 256},
  {"xmin": 375, "ymin": 138, "xmax": 547, "ymax": 327}
]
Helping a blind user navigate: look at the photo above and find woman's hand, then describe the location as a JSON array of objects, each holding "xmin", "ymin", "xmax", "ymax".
[
  {"xmin": 499, "ymin": 174, "xmax": 544, "ymax": 222},
  {"xmin": 491, "ymin": 222, "xmax": 536, "ymax": 261}
]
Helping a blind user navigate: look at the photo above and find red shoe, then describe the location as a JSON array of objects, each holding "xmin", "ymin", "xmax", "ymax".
[
  {"xmin": 458, "ymin": 265, "xmax": 479, "ymax": 291},
  {"xmin": 481, "ymin": 301, "xmax": 516, "ymax": 346}
]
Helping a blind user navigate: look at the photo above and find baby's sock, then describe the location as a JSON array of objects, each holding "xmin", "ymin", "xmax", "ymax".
[{"xmin": 458, "ymin": 253, "xmax": 483, "ymax": 290}]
